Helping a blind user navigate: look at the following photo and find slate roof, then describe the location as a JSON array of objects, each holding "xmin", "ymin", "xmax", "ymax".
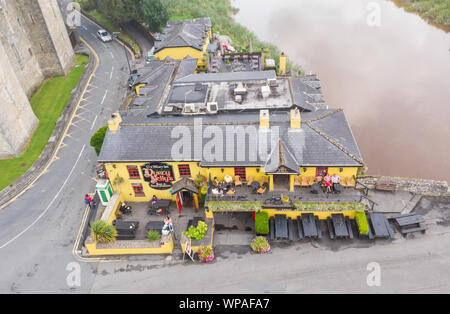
[
  {"xmin": 99, "ymin": 109, "xmax": 363, "ymax": 168},
  {"xmin": 290, "ymin": 77, "xmax": 327, "ymax": 112},
  {"xmin": 154, "ymin": 18, "xmax": 212, "ymax": 53},
  {"xmin": 176, "ymin": 70, "xmax": 277, "ymax": 84}
]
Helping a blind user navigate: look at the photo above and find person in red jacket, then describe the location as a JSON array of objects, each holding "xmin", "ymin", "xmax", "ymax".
[{"xmin": 84, "ymin": 194, "xmax": 93, "ymax": 209}]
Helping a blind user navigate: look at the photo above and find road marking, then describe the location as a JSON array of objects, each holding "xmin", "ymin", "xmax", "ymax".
[
  {"xmin": 110, "ymin": 52, "xmax": 114, "ymax": 59},
  {"xmin": 0, "ymin": 145, "xmax": 86, "ymax": 250},
  {"xmin": 90, "ymin": 115, "xmax": 98, "ymax": 130},
  {"xmin": 101, "ymin": 90, "xmax": 108, "ymax": 105},
  {"xmin": 110, "ymin": 66, "xmax": 114, "ymax": 81}
]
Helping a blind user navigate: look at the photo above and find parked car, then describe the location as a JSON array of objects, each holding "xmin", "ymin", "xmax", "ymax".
[
  {"xmin": 97, "ymin": 29, "xmax": 112, "ymax": 42},
  {"xmin": 128, "ymin": 69, "xmax": 139, "ymax": 89}
]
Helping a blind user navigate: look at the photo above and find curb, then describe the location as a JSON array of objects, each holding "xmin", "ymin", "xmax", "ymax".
[{"xmin": 0, "ymin": 45, "xmax": 97, "ymax": 209}]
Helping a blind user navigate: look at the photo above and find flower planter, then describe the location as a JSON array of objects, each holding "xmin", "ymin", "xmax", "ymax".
[
  {"xmin": 253, "ymin": 244, "xmax": 271, "ymax": 254},
  {"xmin": 250, "ymin": 236, "xmax": 271, "ymax": 254},
  {"xmin": 198, "ymin": 251, "xmax": 215, "ymax": 263}
]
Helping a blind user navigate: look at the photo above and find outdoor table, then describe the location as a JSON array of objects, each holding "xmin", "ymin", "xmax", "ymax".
[
  {"xmin": 302, "ymin": 213, "xmax": 317, "ymax": 238},
  {"xmin": 113, "ymin": 221, "xmax": 139, "ymax": 232},
  {"xmin": 149, "ymin": 199, "xmax": 171, "ymax": 210},
  {"xmin": 331, "ymin": 214, "xmax": 349, "ymax": 238},
  {"xmin": 334, "ymin": 183, "xmax": 344, "ymax": 193},
  {"xmin": 311, "ymin": 183, "xmax": 321, "ymax": 194},
  {"xmin": 369, "ymin": 213, "xmax": 394, "ymax": 239},
  {"xmin": 145, "ymin": 221, "xmax": 165, "ymax": 232},
  {"xmin": 392, "ymin": 214, "xmax": 424, "ymax": 227},
  {"xmin": 250, "ymin": 181, "xmax": 260, "ymax": 193},
  {"xmin": 275, "ymin": 215, "xmax": 288, "ymax": 239}
]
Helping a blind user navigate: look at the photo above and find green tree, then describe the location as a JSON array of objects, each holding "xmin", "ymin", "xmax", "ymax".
[
  {"xmin": 91, "ymin": 220, "xmax": 117, "ymax": 243},
  {"xmin": 141, "ymin": 0, "xmax": 170, "ymax": 32},
  {"xmin": 90, "ymin": 126, "xmax": 107, "ymax": 156}
]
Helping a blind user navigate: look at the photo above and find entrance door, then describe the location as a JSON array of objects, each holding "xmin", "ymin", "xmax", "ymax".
[
  {"xmin": 273, "ymin": 175, "xmax": 290, "ymax": 191},
  {"xmin": 181, "ymin": 191, "xmax": 193, "ymax": 207}
]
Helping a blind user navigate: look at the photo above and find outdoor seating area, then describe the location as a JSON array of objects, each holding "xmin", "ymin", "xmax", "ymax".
[
  {"xmin": 209, "ymin": 53, "xmax": 263, "ymax": 73},
  {"xmin": 268, "ymin": 212, "xmax": 397, "ymax": 242},
  {"xmin": 206, "ymin": 175, "xmax": 362, "ymax": 205}
]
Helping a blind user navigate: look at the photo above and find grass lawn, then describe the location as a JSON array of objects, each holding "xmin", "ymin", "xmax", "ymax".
[{"xmin": 0, "ymin": 54, "xmax": 89, "ymax": 191}]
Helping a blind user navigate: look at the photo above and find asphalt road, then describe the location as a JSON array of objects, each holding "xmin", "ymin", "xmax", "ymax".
[
  {"xmin": 0, "ymin": 2, "xmax": 449, "ymax": 294},
  {"xmin": 0, "ymin": 2, "xmax": 131, "ymax": 293}
]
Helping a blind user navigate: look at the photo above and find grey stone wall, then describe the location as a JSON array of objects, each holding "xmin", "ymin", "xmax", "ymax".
[
  {"xmin": 0, "ymin": 0, "xmax": 74, "ymax": 158},
  {"xmin": 0, "ymin": 40, "xmax": 39, "ymax": 158},
  {"xmin": 358, "ymin": 176, "xmax": 449, "ymax": 197}
]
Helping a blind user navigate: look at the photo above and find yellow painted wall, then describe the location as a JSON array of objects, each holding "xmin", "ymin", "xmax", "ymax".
[
  {"xmin": 86, "ymin": 237, "xmax": 174, "ymax": 256},
  {"xmin": 154, "ymin": 30, "xmax": 211, "ymax": 67},
  {"xmin": 105, "ymin": 162, "xmax": 267, "ymax": 202},
  {"xmin": 105, "ymin": 162, "xmax": 358, "ymax": 203}
]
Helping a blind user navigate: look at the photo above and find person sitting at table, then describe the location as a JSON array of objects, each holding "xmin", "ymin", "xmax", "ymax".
[
  {"xmin": 212, "ymin": 187, "xmax": 223, "ymax": 198},
  {"xmin": 151, "ymin": 195, "xmax": 159, "ymax": 205},
  {"xmin": 331, "ymin": 174, "xmax": 341, "ymax": 192},
  {"xmin": 325, "ymin": 178, "xmax": 332, "ymax": 193},
  {"xmin": 213, "ymin": 177, "xmax": 219, "ymax": 187}
]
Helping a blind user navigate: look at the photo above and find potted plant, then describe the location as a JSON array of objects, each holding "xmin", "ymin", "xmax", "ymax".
[
  {"xmin": 251, "ymin": 236, "xmax": 270, "ymax": 254},
  {"xmin": 146, "ymin": 230, "xmax": 161, "ymax": 242},
  {"xmin": 112, "ymin": 174, "xmax": 124, "ymax": 187},
  {"xmin": 183, "ymin": 221, "xmax": 208, "ymax": 240},
  {"xmin": 91, "ymin": 220, "xmax": 117, "ymax": 244},
  {"xmin": 197, "ymin": 246, "xmax": 214, "ymax": 263}
]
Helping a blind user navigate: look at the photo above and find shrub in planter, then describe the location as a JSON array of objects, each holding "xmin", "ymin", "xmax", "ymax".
[
  {"xmin": 183, "ymin": 221, "xmax": 208, "ymax": 240},
  {"xmin": 251, "ymin": 236, "xmax": 270, "ymax": 254},
  {"xmin": 146, "ymin": 230, "xmax": 161, "ymax": 242},
  {"xmin": 197, "ymin": 246, "xmax": 214, "ymax": 263},
  {"xmin": 255, "ymin": 211, "xmax": 269, "ymax": 235},
  {"xmin": 91, "ymin": 220, "xmax": 117, "ymax": 243},
  {"xmin": 355, "ymin": 211, "xmax": 369, "ymax": 235}
]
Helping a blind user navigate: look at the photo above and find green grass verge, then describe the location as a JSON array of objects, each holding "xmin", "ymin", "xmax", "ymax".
[{"xmin": 0, "ymin": 55, "xmax": 89, "ymax": 191}]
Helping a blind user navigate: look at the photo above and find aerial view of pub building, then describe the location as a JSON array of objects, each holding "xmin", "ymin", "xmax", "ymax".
[{"xmin": 87, "ymin": 17, "xmax": 373, "ymax": 256}]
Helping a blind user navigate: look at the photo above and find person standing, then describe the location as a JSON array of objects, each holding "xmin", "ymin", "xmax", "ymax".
[{"xmin": 84, "ymin": 194, "xmax": 93, "ymax": 209}]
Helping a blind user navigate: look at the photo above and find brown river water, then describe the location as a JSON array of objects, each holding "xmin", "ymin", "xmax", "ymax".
[{"xmin": 233, "ymin": 0, "xmax": 450, "ymax": 181}]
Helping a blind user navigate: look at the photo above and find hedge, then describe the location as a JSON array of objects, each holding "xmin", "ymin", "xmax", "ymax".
[
  {"xmin": 255, "ymin": 211, "xmax": 269, "ymax": 235},
  {"xmin": 355, "ymin": 211, "xmax": 369, "ymax": 235}
]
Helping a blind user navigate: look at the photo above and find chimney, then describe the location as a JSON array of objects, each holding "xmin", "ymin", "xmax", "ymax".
[
  {"xmin": 260, "ymin": 110, "xmax": 270, "ymax": 129},
  {"xmin": 290, "ymin": 108, "xmax": 301, "ymax": 130},
  {"xmin": 279, "ymin": 52, "xmax": 287, "ymax": 76},
  {"xmin": 107, "ymin": 112, "xmax": 122, "ymax": 132}
]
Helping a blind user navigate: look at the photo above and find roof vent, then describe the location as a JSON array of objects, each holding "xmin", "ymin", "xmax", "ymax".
[
  {"xmin": 261, "ymin": 85, "xmax": 271, "ymax": 98},
  {"xmin": 267, "ymin": 78, "xmax": 278, "ymax": 87},
  {"xmin": 206, "ymin": 102, "xmax": 218, "ymax": 114},
  {"xmin": 234, "ymin": 83, "xmax": 247, "ymax": 95},
  {"xmin": 194, "ymin": 83, "xmax": 203, "ymax": 91}
]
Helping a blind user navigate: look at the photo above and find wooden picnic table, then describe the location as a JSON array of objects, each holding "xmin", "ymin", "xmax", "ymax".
[
  {"xmin": 302, "ymin": 213, "xmax": 319, "ymax": 238},
  {"xmin": 331, "ymin": 214, "xmax": 349, "ymax": 238},
  {"xmin": 275, "ymin": 215, "xmax": 288, "ymax": 239},
  {"xmin": 145, "ymin": 221, "xmax": 165, "ymax": 232},
  {"xmin": 391, "ymin": 213, "xmax": 424, "ymax": 227},
  {"xmin": 369, "ymin": 213, "xmax": 394, "ymax": 239},
  {"xmin": 149, "ymin": 199, "xmax": 171, "ymax": 210}
]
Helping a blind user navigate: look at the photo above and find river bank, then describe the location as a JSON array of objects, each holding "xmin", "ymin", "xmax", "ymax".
[{"xmin": 391, "ymin": 0, "xmax": 450, "ymax": 32}]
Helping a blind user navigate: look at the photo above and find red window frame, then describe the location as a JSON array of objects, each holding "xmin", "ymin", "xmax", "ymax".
[
  {"xmin": 178, "ymin": 164, "xmax": 191, "ymax": 177},
  {"xmin": 127, "ymin": 166, "xmax": 140, "ymax": 179},
  {"xmin": 316, "ymin": 167, "xmax": 328, "ymax": 177},
  {"xmin": 234, "ymin": 167, "xmax": 246, "ymax": 181},
  {"xmin": 132, "ymin": 183, "xmax": 145, "ymax": 197}
]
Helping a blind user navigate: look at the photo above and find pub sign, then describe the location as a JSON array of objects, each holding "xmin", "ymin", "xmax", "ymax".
[{"xmin": 141, "ymin": 162, "xmax": 175, "ymax": 190}]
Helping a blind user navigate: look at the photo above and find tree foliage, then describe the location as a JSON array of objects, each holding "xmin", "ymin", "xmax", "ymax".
[
  {"xmin": 142, "ymin": 0, "xmax": 170, "ymax": 32},
  {"xmin": 90, "ymin": 126, "xmax": 107, "ymax": 156}
]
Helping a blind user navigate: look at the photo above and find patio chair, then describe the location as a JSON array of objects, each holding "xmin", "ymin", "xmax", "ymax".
[
  {"xmin": 234, "ymin": 175, "xmax": 243, "ymax": 187},
  {"xmin": 301, "ymin": 176, "xmax": 309, "ymax": 187},
  {"xmin": 258, "ymin": 176, "xmax": 267, "ymax": 186},
  {"xmin": 307, "ymin": 176, "xmax": 315, "ymax": 186},
  {"xmin": 257, "ymin": 186, "xmax": 267, "ymax": 194},
  {"xmin": 294, "ymin": 176, "xmax": 302, "ymax": 187},
  {"xmin": 347, "ymin": 176, "xmax": 356, "ymax": 188},
  {"xmin": 247, "ymin": 176, "xmax": 254, "ymax": 187},
  {"xmin": 341, "ymin": 177, "xmax": 350, "ymax": 188},
  {"xmin": 316, "ymin": 176, "xmax": 323, "ymax": 184}
]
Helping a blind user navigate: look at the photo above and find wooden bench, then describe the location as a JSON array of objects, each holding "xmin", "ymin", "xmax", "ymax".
[
  {"xmin": 288, "ymin": 218, "xmax": 293, "ymax": 241},
  {"xmin": 346, "ymin": 217, "xmax": 354, "ymax": 240},
  {"xmin": 375, "ymin": 178, "xmax": 396, "ymax": 192},
  {"xmin": 400, "ymin": 226, "xmax": 427, "ymax": 235},
  {"xmin": 327, "ymin": 218, "xmax": 335, "ymax": 240},
  {"xmin": 269, "ymin": 217, "xmax": 275, "ymax": 241},
  {"xmin": 297, "ymin": 217, "xmax": 304, "ymax": 240}
]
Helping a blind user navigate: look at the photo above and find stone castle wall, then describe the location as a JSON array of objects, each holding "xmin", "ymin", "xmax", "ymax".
[{"xmin": 0, "ymin": 0, "xmax": 74, "ymax": 159}]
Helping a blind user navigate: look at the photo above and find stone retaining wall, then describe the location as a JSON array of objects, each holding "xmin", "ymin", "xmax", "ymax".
[
  {"xmin": 0, "ymin": 45, "xmax": 96, "ymax": 208},
  {"xmin": 357, "ymin": 176, "xmax": 449, "ymax": 197}
]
